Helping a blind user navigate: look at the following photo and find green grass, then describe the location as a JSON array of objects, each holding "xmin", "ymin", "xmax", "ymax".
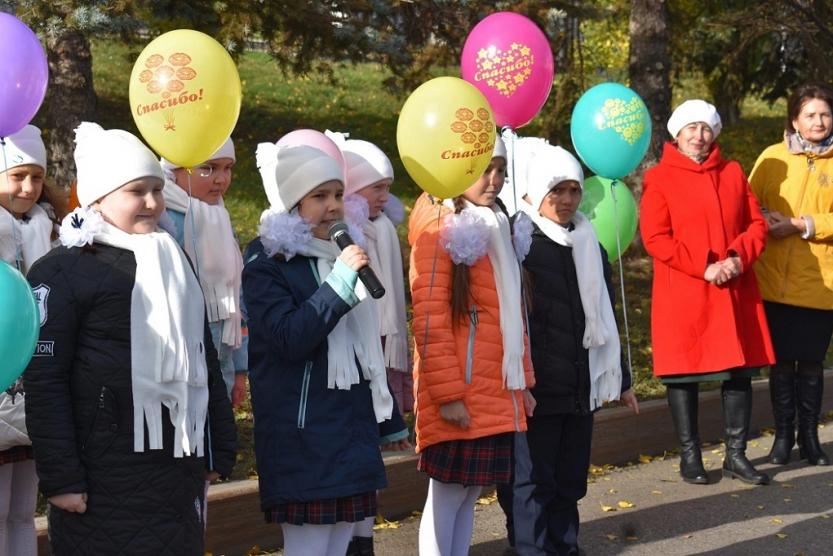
[{"xmin": 86, "ymin": 39, "xmax": 789, "ymax": 479}]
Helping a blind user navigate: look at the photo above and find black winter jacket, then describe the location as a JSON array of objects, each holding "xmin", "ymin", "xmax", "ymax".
[
  {"xmin": 520, "ymin": 221, "xmax": 631, "ymax": 415},
  {"xmin": 24, "ymin": 244, "xmax": 236, "ymax": 556}
]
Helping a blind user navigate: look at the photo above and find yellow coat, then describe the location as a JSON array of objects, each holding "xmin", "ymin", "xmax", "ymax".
[{"xmin": 749, "ymin": 140, "xmax": 833, "ymax": 309}]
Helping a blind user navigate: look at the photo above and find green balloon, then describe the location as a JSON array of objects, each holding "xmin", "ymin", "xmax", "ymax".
[
  {"xmin": 0, "ymin": 261, "xmax": 40, "ymax": 391},
  {"xmin": 579, "ymin": 176, "xmax": 638, "ymax": 262}
]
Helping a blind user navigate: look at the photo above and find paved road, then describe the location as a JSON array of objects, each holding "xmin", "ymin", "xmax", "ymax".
[{"xmin": 373, "ymin": 423, "xmax": 833, "ymax": 555}]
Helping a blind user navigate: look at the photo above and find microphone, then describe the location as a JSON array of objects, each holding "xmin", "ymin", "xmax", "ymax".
[{"xmin": 328, "ymin": 222, "xmax": 386, "ymax": 299}]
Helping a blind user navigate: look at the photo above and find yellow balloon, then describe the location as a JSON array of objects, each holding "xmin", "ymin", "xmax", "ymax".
[
  {"xmin": 397, "ymin": 77, "xmax": 496, "ymax": 199},
  {"xmin": 129, "ymin": 29, "xmax": 242, "ymax": 168}
]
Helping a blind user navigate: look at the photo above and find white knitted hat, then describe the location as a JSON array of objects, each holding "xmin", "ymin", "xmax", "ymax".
[
  {"xmin": 492, "ymin": 135, "xmax": 507, "ymax": 160},
  {"xmin": 525, "ymin": 144, "xmax": 584, "ymax": 210},
  {"xmin": 667, "ymin": 99, "xmax": 722, "ymax": 139},
  {"xmin": 160, "ymin": 137, "xmax": 236, "ymax": 178},
  {"xmin": 0, "ymin": 125, "xmax": 46, "ymax": 173},
  {"xmin": 256, "ymin": 143, "xmax": 344, "ymax": 211},
  {"xmin": 324, "ymin": 130, "xmax": 393, "ymax": 196},
  {"xmin": 74, "ymin": 122, "xmax": 164, "ymax": 208}
]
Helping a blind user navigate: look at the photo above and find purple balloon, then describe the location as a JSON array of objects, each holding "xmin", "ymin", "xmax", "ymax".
[{"xmin": 0, "ymin": 13, "xmax": 48, "ymax": 138}]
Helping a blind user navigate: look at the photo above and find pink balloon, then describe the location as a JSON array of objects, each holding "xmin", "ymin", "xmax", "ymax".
[
  {"xmin": 276, "ymin": 129, "xmax": 347, "ymax": 176},
  {"xmin": 461, "ymin": 12, "xmax": 555, "ymax": 129}
]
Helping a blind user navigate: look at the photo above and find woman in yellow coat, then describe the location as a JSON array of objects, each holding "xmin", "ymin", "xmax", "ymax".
[{"xmin": 749, "ymin": 82, "xmax": 833, "ymax": 467}]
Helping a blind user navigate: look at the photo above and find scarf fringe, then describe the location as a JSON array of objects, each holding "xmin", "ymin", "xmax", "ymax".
[
  {"xmin": 589, "ymin": 365, "xmax": 621, "ymax": 411},
  {"xmin": 383, "ymin": 332, "xmax": 409, "ymax": 373}
]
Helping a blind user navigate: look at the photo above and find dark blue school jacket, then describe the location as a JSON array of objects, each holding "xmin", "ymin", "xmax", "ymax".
[{"xmin": 242, "ymin": 238, "xmax": 387, "ymax": 510}]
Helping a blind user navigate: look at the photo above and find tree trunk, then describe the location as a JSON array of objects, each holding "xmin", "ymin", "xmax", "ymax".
[
  {"xmin": 44, "ymin": 29, "xmax": 96, "ymax": 189},
  {"xmin": 628, "ymin": 0, "xmax": 671, "ymax": 200}
]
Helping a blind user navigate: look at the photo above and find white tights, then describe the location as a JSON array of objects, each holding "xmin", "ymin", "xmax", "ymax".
[
  {"xmin": 0, "ymin": 460, "xmax": 37, "ymax": 556},
  {"xmin": 418, "ymin": 479, "xmax": 481, "ymax": 556},
  {"xmin": 281, "ymin": 521, "xmax": 354, "ymax": 556}
]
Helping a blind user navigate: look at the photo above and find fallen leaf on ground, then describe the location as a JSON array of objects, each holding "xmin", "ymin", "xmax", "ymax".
[
  {"xmin": 626, "ymin": 536, "xmax": 638, "ymax": 541},
  {"xmin": 784, "ymin": 498, "xmax": 792, "ymax": 502},
  {"xmin": 608, "ymin": 488, "xmax": 618, "ymax": 494},
  {"xmin": 775, "ymin": 533, "xmax": 788, "ymax": 539},
  {"xmin": 638, "ymin": 454, "xmax": 653, "ymax": 463},
  {"xmin": 757, "ymin": 505, "xmax": 766, "ymax": 510},
  {"xmin": 781, "ymin": 483, "xmax": 794, "ymax": 488},
  {"xmin": 605, "ymin": 533, "xmax": 618, "ymax": 540},
  {"xmin": 771, "ymin": 518, "xmax": 783, "ymax": 524},
  {"xmin": 374, "ymin": 518, "xmax": 401, "ymax": 530},
  {"xmin": 617, "ymin": 500, "xmax": 635, "ymax": 509},
  {"xmin": 651, "ymin": 490, "xmax": 663, "ymax": 495},
  {"xmin": 600, "ymin": 503, "xmax": 616, "ymax": 512},
  {"xmin": 730, "ymin": 494, "xmax": 740, "ymax": 498}
]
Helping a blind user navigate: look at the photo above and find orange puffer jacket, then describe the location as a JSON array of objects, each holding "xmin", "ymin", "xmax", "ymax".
[{"xmin": 408, "ymin": 193, "xmax": 534, "ymax": 452}]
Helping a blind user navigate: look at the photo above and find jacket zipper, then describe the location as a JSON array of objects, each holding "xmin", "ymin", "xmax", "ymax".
[
  {"xmin": 297, "ymin": 361, "xmax": 312, "ymax": 429},
  {"xmin": 780, "ymin": 157, "xmax": 814, "ymax": 298},
  {"xmin": 82, "ymin": 386, "xmax": 108, "ymax": 451},
  {"xmin": 465, "ymin": 306, "xmax": 478, "ymax": 384}
]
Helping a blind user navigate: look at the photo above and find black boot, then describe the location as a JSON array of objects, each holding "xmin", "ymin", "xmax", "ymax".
[
  {"xmin": 722, "ymin": 379, "xmax": 769, "ymax": 485},
  {"xmin": 346, "ymin": 536, "xmax": 374, "ymax": 556},
  {"xmin": 768, "ymin": 363, "xmax": 796, "ymax": 464},
  {"xmin": 667, "ymin": 384, "xmax": 708, "ymax": 484},
  {"xmin": 796, "ymin": 363, "xmax": 830, "ymax": 466}
]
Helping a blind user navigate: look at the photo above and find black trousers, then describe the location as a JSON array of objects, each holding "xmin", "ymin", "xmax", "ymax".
[{"xmin": 513, "ymin": 413, "xmax": 595, "ymax": 556}]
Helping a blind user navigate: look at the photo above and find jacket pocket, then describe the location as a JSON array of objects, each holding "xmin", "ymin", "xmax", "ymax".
[
  {"xmin": 297, "ymin": 361, "xmax": 313, "ymax": 429},
  {"xmin": 465, "ymin": 306, "xmax": 478, "ymax": 384},
  {"xmin": 82, "ymin": 386, "xmax": 119, "ymax": 456}
]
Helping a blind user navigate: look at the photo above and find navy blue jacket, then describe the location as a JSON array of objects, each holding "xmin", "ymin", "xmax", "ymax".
[{"xmin": 242, "ymin": 238, "xmax": 387, "ymax": 509}]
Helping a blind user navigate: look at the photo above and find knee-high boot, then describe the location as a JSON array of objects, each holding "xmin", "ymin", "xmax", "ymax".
[
  {"xmin": 796, "ymin": 362, "xmax": 830, "ymax": 466},
  {"xmin": 722, "ymin": 379, "xmax": 769, "ymax": 485},
  {"xmin": 768, "ymin": 363, "xmax": 796, "ymax": 464},
  {"xmin": 667, "ymin": 384, "xmax": 708, "ymax": 484}
]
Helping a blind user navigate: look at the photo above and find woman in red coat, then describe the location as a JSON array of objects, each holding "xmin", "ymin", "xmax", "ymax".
[{"xmin": 641, "ymin": 100, "xmax": 775, "ymax": 486}]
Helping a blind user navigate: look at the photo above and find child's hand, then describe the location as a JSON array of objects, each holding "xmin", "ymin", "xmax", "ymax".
[
  {"xmin": 439, "ymin": 400, "xmax": 470, "ymax": 429},
  {"xmin": 49, "ymin": 492, "xmax": 88, "ymax": 513},
  {"xmin": 232, "ymin": 374, "xmax": 247, "ymax": 408},
  {"xmin": 522, "ymin": 389, "xmax": 537, "ymax": 417},
  {"xmin": 620, "ymin": 389, "xmax": 640, "ymax": 415},
  {"xmin": 704, "ymin": 262, "xmax": 731, "ymax": 285},
  {"xmin": 381, "ymin": 438, "xmax": 412, "ymax": 452},
  {"xmin": 338, "ymin": 244, "xmax": 370, "ymax": 272}
]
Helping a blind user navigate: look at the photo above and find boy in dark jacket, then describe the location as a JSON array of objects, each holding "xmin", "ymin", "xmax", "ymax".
[
  {"xmin": 510, "ymin": 143, "xmax": 638, "ymax": 556},
  {"xmin": 24, "ymin": 122, "xmax": 236, "ymax": 556}
]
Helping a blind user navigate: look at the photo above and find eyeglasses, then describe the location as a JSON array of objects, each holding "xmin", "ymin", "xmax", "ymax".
[{"xmin": 192, "ymin": 164, "xmax": 234, "ymax": 179}]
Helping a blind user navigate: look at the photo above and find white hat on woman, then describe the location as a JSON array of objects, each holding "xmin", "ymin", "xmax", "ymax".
[{"xmin": 667, "ymin": 100, "xmax": 722, "ymax": 139}]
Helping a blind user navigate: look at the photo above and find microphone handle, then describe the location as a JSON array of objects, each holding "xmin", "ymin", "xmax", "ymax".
[{"xmin": 357, "ymin": 265, "xmax": 386, "ymax": 299}]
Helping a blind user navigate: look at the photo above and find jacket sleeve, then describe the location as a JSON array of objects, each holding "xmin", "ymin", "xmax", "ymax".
[
  {"xmin": 242, "ymin": 254, "xmax": 353, "ymax": 362},
  {"xmin": 204, "ymin": 320, "xmax": 237, "ymax": 478},
  {"xmin": 640, "ymin": 179, "xmax": 713, "ymax": 278},
  {"xmin": 806, "ymin": 212, "xmax": 833, "ymax": 242},
  {"xmin": 726, "ymin": 174, "xmax": 768, "ymax": 269},
  {"xmin": 23, "ymin": 258, "xmax": 88, "ymax": 497},
  {"xmin": 378, "ymin": 388, "xmax": 409, "ymax": 444},
  {"xmin": 410, "ymin": 220, "xmax": 467, "ymax": 405}
]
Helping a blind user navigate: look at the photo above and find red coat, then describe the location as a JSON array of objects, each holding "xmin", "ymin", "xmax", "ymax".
[{"xmin": 640, "ymin": 143, "xmax": 775, "ymax": 376}]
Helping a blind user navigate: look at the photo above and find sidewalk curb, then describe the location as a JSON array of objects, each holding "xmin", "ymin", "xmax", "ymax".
[{"xmin": 36, "ymin": 371, "xmax": 833, "ymax": 555}]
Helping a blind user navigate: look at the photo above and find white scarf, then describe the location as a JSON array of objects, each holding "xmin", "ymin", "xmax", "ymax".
[
  {"xmin": 517, "ymin": 203, "xmax": 622, "ymax": 409},
  {"xmin": 93, "ymin": 221, "xmax": 209, "ymax": 457},
  {"xmin": 443, "ymin": 200, "xmax": 527, "ymax": 390},
  {"xmin": 360, "ymin": 212, "xmax": 409, "ymax": 373},
  {"xmin": 162, "ymin": 179, "xmax": 243, "ymax": 348},
  {"xmin": 0, "ymin": 204, "xmax": 53, "ymax": 273},
  {"xmin": 295, "ymin": 237, "xmax": 393, "ymax": 423}
]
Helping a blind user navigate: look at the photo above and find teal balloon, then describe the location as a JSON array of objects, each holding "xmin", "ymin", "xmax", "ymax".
[
  {"xmin": 579, "ymin": 176, "xmax": 638, "ymax": 262},
  {"xmin": 0, "ymin": 262, "xmax": 39, "ymax": 390},
  {"xmin": 570, "ymin": 83, "xmax": 651, "ymax": 179}
]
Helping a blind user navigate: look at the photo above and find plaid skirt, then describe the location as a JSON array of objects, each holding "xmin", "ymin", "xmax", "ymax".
[
  {"xmin": 0, "ymin": 446, "xmax": 32, "ymax": 466},
  {"xmin": 264, "ymin": 491, "xmax": 377, "ymax": 525},
  {"xmin": 418, "ymin": 433, "xmax": 513, "ymax": 486}
]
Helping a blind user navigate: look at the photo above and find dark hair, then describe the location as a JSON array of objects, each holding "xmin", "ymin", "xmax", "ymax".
[
  {"xmin": 785, "ymin": 82, "xmax": 833, "ymax": 134},
  {"xmin": 450, "ymin": 196, "xmax": 473, "ymax": 324}
]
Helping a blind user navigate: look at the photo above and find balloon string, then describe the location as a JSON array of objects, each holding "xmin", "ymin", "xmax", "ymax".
[
  {"xmin": 420, "ymin": 204, "xmax": 443, "ymax": 362},
  {"xmin": 610, "ymin": 179, "xmax": 633, "ymax": 377},
  {"xmin": 185, "ymin": 168, "xmax": 201, "ymax": 281},
  {"xmin": 501, "ymin": 126, "xmax": 518, "ymax": 214},
  {"xmin": 0, "ymin": 137, "xmax": 24, "ymax": 273}
]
